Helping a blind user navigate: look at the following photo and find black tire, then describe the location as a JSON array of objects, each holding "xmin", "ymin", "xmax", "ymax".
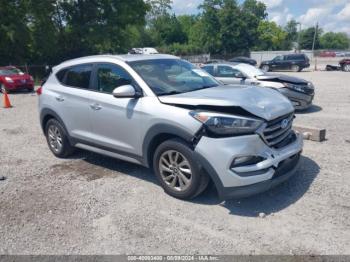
[
  {"xmin": 27, "ymin": 87, "xmax": 34, "ymax": 92},
  {"xmin": 261, "ymin": 65, "xmax": 270, "ymax": 72},
  {"xmin": 45, "ymin": 118, "xmax": 75, "ymax": 158},
  {"xmin": 342, "ymin": 64, "xmax": 350, "ymax": 72},
  {"xmin": 1, "ymin": 84, "xmax": 9, "ymax": 93},
  {"xmin": 153, "ymin": 138, "xmax": 209, "ymax": 199},
  {"xmin": 291, "ymin": 65, "xmax": 300, "ymax": 72}
]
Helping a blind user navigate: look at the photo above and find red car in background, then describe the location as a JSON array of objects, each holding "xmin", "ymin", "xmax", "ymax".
[
  {"xmin": 0, "ymin": 66, "xmax": 35, "ymax": 92},
  {"xmin": 319, "ymin": 51, "xmax": 336, "ymax": 57}
]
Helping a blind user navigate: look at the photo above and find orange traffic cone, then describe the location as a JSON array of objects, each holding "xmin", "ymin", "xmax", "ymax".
[{"xmin": 3, "ymin": 89, "xmax": 12, "ymax": 108}]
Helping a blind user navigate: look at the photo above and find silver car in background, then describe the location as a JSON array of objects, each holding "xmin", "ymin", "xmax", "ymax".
[
  {"xmin": 38, "ymin": 54, "xmax": 303, "ymax": 200},
  {"xmin": 201, "ymin": 62, "xmax": 315, "ymax": 110}
]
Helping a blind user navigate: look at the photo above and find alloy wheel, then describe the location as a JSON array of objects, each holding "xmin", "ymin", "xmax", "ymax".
[
  {"xmin": 48, "ymin": 125, "xmax": 63, "ymax": 153},
  {"xmin": 158, "ymin": 150, "xmax": 192, "ymax": 191},
  {"xmin": 344, "ymin": 64, "xmax": 350, "ymax": 72}
]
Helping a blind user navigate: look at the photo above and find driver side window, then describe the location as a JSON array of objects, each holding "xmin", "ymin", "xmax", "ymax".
[
  {"xmin": 96, "ymin": 64, "xmax": 133, "ymax": 94},
  {"xmin": 274, "ymin": 56, "xmax": 283, "ymax": 61}
]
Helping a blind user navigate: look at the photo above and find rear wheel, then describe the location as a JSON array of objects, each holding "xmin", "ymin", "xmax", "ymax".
[
  {"xmin": 45, "ymin": 119, "xmax": 75, "ymax": 158},
  {"xmin": 153, "ymin": 138, "xmax": 209, "ymax": 199},
  {"xmin": 291, "ymin": 65, "xmax": 300, "ymax": 72},
  {"xmin": 342, "ymin": 64, "xmax": 350, "ymax": 72}
]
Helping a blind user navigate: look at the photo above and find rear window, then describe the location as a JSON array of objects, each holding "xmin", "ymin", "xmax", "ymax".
[{"xmin": 56, "ymin": 64, "xmax": 92, "ymax": 89}]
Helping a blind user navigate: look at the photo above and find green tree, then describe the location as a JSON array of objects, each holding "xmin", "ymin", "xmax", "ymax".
[
  {"xmin": 320, "ymin": 32, "xmax": 350, "ymax": 50},
  {"xmin": 240, "ymin": 0, "xmax": 267, "ymax": 52},
  {"xmin": 59, "ymin": 0, "xmax": 148, "ymax": 57},
  {"xmin": 150, "ymin": 14, "xmax": 187, "ymax": 45},
  {"xmin": 146, "ymin": 0, "xmax": 172, "ymax": 22},
  {"xmin": 300, "ymin": 26, "xmax": 322, "ymax": 50},
  {"xmin": 283, "ymin": 19, "xmax": 299, "ymax": 49},
  {"xmin": 255, "ymin": 20, "xmax": 287, "ymax": 50},
  {"xmin": 177, "ymin": 15, "xmax": 198, "ymax": 39},
  {"xmin": 0, "ymin": 0, "xmax": 31, "ymax": 65},
  {"xmin": 218, "ymin": 0, "xmax": 241, "ymax": 54},
  {"xmin": 199, "ymin": 0, "xmax": 222, "ymax": 53},
  {"xmin": 28, "ymin": 0, "xmax": 61, "ymax": 64}
]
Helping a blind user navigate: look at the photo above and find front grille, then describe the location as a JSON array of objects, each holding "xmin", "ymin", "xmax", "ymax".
[
  {"xmin": 262, "ymin": 113, "xmax": 294, "ymax": 148},
  {"xmin": 15, "ymin": 79, "xmax": 27, "ymax": 85}
]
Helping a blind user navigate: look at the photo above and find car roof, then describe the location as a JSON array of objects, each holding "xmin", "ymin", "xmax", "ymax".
[
  {"xmin": 54, "ymin": 54, "xmax": 179, "ymax": 71},
  {"xmin": 202, "ymin": 62, "xmax": 239, "ymax": 67},
  {"xmin": 0, "ymin": 66, "xmax": 16, "ymax": 70}
]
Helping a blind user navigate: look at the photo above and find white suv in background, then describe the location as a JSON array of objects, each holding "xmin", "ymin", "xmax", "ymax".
[{"xmin": 38, "ymin": 54, "xmax": 303, "ymax": 200}]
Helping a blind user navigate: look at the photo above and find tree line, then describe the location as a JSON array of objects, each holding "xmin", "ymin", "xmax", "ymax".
[{"xmin": 1, "ymin": 0, "xmax": 349, "ymax": 66}]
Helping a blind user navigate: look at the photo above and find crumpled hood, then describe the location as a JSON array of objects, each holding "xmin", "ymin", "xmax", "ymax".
[
  {"xmin": 256, "ymin": 74, "xmax": 309, "ymax": 85},
  {"xmin": 158, "ymin": 85, "xmax": 294, "ymax": 121}
]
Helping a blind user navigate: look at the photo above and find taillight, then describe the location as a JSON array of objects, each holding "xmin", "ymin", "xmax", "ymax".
[{"xmin": 36, "ymin": 86, "xmax": 42, "ymax": 95}]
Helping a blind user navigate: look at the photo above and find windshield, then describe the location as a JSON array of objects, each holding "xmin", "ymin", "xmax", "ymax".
[
  {"xmin": 234, "ymin": 64, "xmax": 265, "ymax": 78},
  {"xmin": 0, "ymin": 69, "xmax": 14, "ymax": 76},
  {"xmin": 129, "ymin": 59, "xmax": 220, "ymax": 96},
  {"xmin": 9, "ymin": 68, "xmax": 24, "ymax": 74},
  {"xmin": 0, "ymin": 68, "xmax": 24, "ymax": 76}
]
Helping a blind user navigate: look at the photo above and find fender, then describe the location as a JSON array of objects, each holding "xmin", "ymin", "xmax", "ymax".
[
  {"xmin": 40, "ymin": 108, "xmax": 74, "ymax": 145},
  {"xmin": 142, "ymin": 123, "xmax": 195, "ymax": 167}
]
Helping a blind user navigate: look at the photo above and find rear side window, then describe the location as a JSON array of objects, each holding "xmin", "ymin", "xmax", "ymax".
[
  {"xmin": 65, "ymin": 65, "xmax": 92, "ymax": 89},
  {"xmin": 56, "ymin": 64, "xmax": 92, "ymax": 89},
  {"xmin": 56, "ymin": 69, "xmax": 67, "ymax": 83},
  {"xmin": 96, "ymin": 64, "xmax": 133, "ymax": 93},
  {"xmin": 201, "ymin": 65, "xmax": 214, "ymax": 76}
]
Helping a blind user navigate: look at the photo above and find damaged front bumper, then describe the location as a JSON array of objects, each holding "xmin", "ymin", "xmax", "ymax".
[
  {"xmin": 279, "ymin": 88, "xmax": 314, "ymax": 110},
  {"xmin": 194, "ymin": 131, "xmax": 303, "ymax": 199}
]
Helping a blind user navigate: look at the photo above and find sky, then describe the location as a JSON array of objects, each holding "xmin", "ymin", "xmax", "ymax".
[{"xmin": 171, "ymin": 0, "xmax": 350, "ymax": 34}]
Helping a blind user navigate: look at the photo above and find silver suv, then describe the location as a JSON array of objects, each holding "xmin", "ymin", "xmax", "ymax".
[{"xmin": 38, "ymin": 54, "xmax": 303, "ymax": 200}]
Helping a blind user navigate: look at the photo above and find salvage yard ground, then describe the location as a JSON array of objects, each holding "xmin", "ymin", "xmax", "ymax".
[{"xmin": 0, "ymin": 71, "xmax": 349, "ymax": 254}]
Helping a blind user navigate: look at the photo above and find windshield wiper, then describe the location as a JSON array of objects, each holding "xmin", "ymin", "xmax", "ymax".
[
  {"xmin": 157, "ymin": 90, "xmax": 183, "ymax": 96},
  {"xmin": 196, "ymin": 84, "xmax": 218, "ymax": 90}
]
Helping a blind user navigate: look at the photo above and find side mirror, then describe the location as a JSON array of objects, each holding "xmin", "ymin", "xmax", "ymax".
[
  {"xmin": 112, "ymin": 85, "xmax": 141, "ymax": 98},
  {"xmin": 234, "ymin": 72, "xmax": 246, "ymax": 80}
]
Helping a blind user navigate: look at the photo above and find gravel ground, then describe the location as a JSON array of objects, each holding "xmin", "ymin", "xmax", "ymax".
[{"xmin": 0, "ymin": 71, "xmax": 349, "ymax": 255}]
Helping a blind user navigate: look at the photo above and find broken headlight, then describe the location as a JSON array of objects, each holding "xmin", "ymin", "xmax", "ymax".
[{"xmin": 190, "ymin": 111, "xmax": 263, "ymax": 136}]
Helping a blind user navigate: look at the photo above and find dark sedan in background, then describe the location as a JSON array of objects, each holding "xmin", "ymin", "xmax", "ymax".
[
  {"xmin": 260, "ymin": 54, "xmax": 310, "ymax": 72},
  {"xmin": 229, "ymin": 56, "xmax": 257, "ymax": 66}
]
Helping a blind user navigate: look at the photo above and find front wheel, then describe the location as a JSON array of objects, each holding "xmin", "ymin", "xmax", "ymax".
[
  {"xmin": 261, "ymin": 65, "xmax": 270, "ymax": 72},
  {"xmin": 342, "ymin": 64, "xmax": 350, "ymax": 72},
  {"xmin": 153, "ymin": 139, "xmax": 209, "ymax": 199},
  {"xmin": 0, "ymin": 84, "xmax": 8, "ymax": 93}
]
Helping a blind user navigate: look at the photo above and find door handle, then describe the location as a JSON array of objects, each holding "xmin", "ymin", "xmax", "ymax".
[
  {"xmin": 55, "ymin": 96, "xmax": 64, "ymax": 102},
  {"xmin": 90, "ymin": 103, "xmax": 102, "ymax": 111}
]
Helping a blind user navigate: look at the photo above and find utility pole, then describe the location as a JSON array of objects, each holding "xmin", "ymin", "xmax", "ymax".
[
  {"xmin": 297, "ymin": 22, "xmax": 301, "ymax": 53},
  {"xmin": 312, "ymin": 22, "xmax": 319, "ymax": 71},
  {"xmin": 312, "ymin": 22, "xmax": 318, "ymax": 52}
]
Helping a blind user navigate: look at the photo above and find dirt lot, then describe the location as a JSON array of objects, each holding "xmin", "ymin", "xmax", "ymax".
[{"xmin": 0, "ymin": 71, "xmax": 349, "ymax": 255}]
